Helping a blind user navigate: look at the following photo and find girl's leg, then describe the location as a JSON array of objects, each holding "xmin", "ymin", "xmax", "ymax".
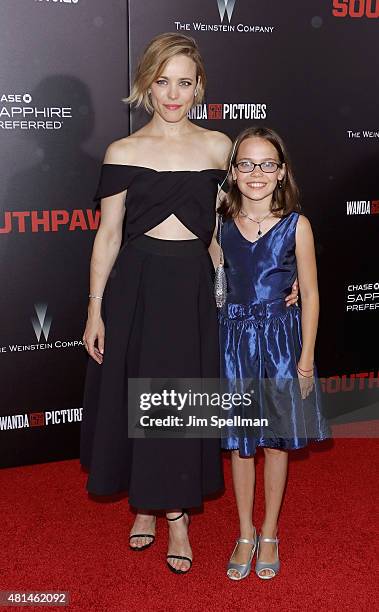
[
  {"xmin": 258, "ymin": 448, "xmax": 288, "ymax": 576},
  {"xmin": 228, "ymin": 450, "xmax": 256, "ymax": 578},
  {"xmin": 129, "ymin": 512, "xmax": 156, "ymax": 549}
]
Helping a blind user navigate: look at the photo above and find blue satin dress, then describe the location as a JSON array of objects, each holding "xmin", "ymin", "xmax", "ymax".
[{"xmin": 219, "ymin": 212, "xmax": 330, "ymax": 456}]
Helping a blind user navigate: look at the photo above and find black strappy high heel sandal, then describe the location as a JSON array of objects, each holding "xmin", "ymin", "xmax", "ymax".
[
  {"xmin": 129, "ymin": 516, "xmax": 156, "ymax": 551},
  {"xmin": 166, "ymin": 511, "xmax": 192, "ymax": 574}
]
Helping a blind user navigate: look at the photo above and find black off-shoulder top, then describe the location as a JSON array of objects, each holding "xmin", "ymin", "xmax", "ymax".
[{"xmin": 94, "ymin": 164, "xmax": 227, "ymax": 246}]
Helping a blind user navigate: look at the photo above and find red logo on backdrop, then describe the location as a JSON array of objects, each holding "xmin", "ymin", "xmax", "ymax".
[
  {"xmin": 320, "ymin": 370, "xmax": 379, "ymax": 393},
  {"xmin": 208, "ymin": 104, "xmax": 223, "ymax": 120},
  {"xmin": 371, "ymin": 200, "xmax": 379, "ymax": 214},
  {"xmin": 0, "ymin": 209, "xmax": 100, "ymax": 234},
  {"xmin": 29, "ymin": 412, "xmax": 45, "ymax": 427},
  {"xmin": 332, "ymin": 0, "xmax": 379, "ymax": 18}
]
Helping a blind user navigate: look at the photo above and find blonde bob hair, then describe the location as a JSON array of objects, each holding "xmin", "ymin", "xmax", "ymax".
[{"xmin": 125, "ymin": 33, "xmax": 206, "ymax": 114}]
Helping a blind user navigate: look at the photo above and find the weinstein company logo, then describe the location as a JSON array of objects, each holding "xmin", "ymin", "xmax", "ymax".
[
  {"xmin": 31, "ymin": 303, "xmax": 52, "ymax": 342},
  {"xmin": 0, "ymin": 304, "xmax": 83, "ymax": 354},
  {"xmin": 174, "ymin": 0, "xmax": 274, "ymax": 34},
  {"xmin": 217, "ymin": 0, "xmax": 236, "ymax": 22}
]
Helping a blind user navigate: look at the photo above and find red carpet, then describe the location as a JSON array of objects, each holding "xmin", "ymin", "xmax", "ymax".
[{"xmin": 1, "ymin": 439, "xmax": 378, "ymax": 611}]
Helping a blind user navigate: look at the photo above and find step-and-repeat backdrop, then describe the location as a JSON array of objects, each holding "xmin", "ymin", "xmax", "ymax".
[
  {"xmin": 1, "ymin": 0, "xmax": 378, "ymax": 467},
  {"xmin": 0, "ymin": 0, "xmax": 129, "ymax": 467}
]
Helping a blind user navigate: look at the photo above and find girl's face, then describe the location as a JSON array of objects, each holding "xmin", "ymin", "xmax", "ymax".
[
  {"xmin": 150, "ymin": 54, "xmax": 198, "ymax": 123},
  {"xmin": 232, "ymin": 137, "xmax": 286, "ymax": 204}
]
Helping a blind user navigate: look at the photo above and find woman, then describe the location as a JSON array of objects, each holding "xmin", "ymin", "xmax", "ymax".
[
  {"xmin": 217, "ymin": 127, "xmax": 330, "ymax": 580},
  {"xmin": 80, "ymin": 33, "xmax": 231, "ymax": 574}
]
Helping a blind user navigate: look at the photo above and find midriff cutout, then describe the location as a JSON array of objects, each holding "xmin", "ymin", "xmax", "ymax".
[{"xmin": 144, "ymin": 214, "xmax": 198, "ymax": 241}]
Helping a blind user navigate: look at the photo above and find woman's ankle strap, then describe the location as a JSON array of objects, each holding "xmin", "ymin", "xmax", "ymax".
[{"xmin": 166, "ymin": 510, "xmax": 186, "ymax": 521}]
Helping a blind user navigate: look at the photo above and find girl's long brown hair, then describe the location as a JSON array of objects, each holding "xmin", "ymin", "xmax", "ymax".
[{"xmin": 218, "ymin": 126, "xmax": 301, "ymax": 219}]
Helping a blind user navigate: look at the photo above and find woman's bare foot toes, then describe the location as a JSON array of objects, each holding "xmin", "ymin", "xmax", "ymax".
[
  {"xmin": 129, "ymin": 513, "xmax": 156, "ymax": 550},
  {"xmin": 166, "ymin": 512, "xmax": 192, "ymax": 573}
]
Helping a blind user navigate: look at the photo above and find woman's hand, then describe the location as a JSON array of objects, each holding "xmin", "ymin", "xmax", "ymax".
[
  {"xmin": 285, "ymin": 278, "xmax": 299, "ymax": 307},
  {"xmin": 83, "ymin": 314, "xmax": 105, "ymax": 364}
]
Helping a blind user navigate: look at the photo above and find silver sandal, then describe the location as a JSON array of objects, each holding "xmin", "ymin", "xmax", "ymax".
[
  {"xmin": 226, "ymin": 527, "xmax": 257, "ymax": 581},
  {"xmin": 255, "ymin": 535, "xmax": 280, "ymax": 579}
]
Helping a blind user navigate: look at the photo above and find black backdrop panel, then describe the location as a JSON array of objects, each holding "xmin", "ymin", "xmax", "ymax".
[
  {"xmin": 129, "ymin": 0, "xmax": 379, "ymax": 376},
  {"xmin": 1, "ymin": 1, "xmax": 378, "ymax": 468},
  {"xmin": 0, "ymin": 0, "xmax": 129, "ymax": 467},
  {"xmin": 128, "ymin": 0, "xmax": 378, "ymax": 418}
]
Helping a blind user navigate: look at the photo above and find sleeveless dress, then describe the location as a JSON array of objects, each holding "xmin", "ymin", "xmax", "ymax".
[
  {"xmin": 219, "ymin": 212, "xmax": 330, "ymax": 456},
  {"xmin": 80, "ymin": 164, "xmax": 225, "ymax": 509}
]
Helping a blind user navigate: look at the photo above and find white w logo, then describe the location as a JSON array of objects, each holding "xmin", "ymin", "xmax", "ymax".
[
  {"xmin": 217, "ymin": 0, "xmax": 237, "ymax": 22},
  {"xmin": 31, "ymin": 303, "xmax": 52, "ymax": 342}
]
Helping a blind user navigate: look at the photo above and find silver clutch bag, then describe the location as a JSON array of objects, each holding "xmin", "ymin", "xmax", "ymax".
[
  {"xmin": 214, "ymin": 264, "xmax": 227, "ymax": 308},
  {"xmin": 214, "ymin": 214, "xmax": 227, "ymax": 308}
]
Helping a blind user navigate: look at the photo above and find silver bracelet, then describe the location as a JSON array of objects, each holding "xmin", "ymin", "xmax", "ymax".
[{"xmin": 88, "ymin": 294, "xmax": 103, "ymax": 300}]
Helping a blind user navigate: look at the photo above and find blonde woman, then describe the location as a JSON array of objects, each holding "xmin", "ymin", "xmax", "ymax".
[{"xmin": 80, "ymin": 33, "xmax": 231, "ymax": 574}]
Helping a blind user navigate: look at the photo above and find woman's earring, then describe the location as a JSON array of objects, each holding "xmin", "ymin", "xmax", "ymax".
[
  {"xmin": 278, "ymin": 179, "xmax": 283, "ymax": 189},
  {"xmin": 194, "ymin": 89, "xmax": 198, "ymax": 97}
]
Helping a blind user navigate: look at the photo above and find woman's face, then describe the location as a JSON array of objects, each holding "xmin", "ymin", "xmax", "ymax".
[
  {"xmin": 150, "ymin": 54, "xmax": 198, "ymax": 123},
  {"xmin": 232, "ymin": 137, "xmax": 286, "ymax": 204}
]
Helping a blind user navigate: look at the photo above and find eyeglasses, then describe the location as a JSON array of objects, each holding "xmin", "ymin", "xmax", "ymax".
[{"xmin": 235, "ymin": 160, "xmax": 282, "ymax": 173}]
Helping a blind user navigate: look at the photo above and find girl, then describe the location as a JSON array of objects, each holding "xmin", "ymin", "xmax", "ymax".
[{"xmin": 217, "ymin": 127, "xmax": 330, "ymax": 580}]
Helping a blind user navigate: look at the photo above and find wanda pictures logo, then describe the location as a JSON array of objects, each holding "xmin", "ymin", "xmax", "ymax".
[
  {"xmin": 188, "ymin": 102, "xmax": 267, "ymax": 121},
  {"xmin": 346, "ymin": 199, "xmax": 379, "ymax": 215},
  {"xmin": 332, "ymin": 0, "xmax": 379, "ymax": 17},
  {"xmin": 217, "ymin": 0, "xmax": 237, "ymax": 22}
]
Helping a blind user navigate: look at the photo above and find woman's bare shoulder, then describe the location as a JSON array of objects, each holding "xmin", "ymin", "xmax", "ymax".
[
  {"xmin": 199, "ymin": 128, "xmax": 233, "ymax": 168},
  {"xmin": 200, "ymin": 128, "xmax": 232, "ymax": 146},
  {"xmin": 103, "ymin": 135, "xmax": 140, "ymax": 164}
]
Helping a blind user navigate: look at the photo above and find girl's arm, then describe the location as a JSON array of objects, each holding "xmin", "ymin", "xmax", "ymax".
[{"xmin": 295, "ymin": 215, "xmax": 319, "ymax": 373}]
